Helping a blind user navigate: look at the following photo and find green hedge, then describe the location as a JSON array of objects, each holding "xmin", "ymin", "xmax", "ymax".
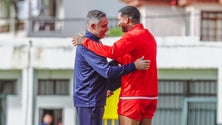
[{"xmin": 107, "ymin": 27, "xmax": 123, "ymax": 37}]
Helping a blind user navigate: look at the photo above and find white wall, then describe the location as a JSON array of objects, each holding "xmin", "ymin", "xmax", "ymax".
[
  {"xmin": 139, "ymin": 4, "xmax": 222, "ymax": 37},
  {"xmin": 63, "ymin": 0, "xmax": 125, "ymax": 36},
  {"xmin": 1, "ymin": 36, "xmax": 222, "ymax": 125},
  {"xmin": 64, "ymin": 0, "xmax": 125, "ymax": 18},
  {"xmin": 140, "ymin": 6, "xmax": 187, "ymax": 36}
]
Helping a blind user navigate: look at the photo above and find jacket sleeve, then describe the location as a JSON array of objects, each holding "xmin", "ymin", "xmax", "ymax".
[
  {"xmin": 82, "ymin": 34, "xmax": 135, "ymax": 59},
  {"xmin": 107, "ymin": 60, "xmax": 121, "ymax": 91},
  {"xmin": 83, "ymin": 47, "xmax": 136, "ymax": 79}
]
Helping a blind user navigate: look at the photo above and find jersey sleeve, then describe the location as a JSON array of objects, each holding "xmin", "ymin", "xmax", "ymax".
[{"xmin": 82, "ymin": 34, "xmax": 135, "ymax": 59}]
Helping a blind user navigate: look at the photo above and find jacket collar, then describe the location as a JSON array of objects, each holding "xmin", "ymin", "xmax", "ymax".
[
  {"xmin": 128, "ymin": 23, "xmax": 144, "ymax": 32},
  {"xmin": 85, "ymin": 30, "xmax": 100, "ymax": 42}
]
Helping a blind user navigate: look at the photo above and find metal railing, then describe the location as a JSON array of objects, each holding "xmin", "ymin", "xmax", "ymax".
[{"xmin": 0, "ymin": 17, "xmax": 118, "ymax": 32}]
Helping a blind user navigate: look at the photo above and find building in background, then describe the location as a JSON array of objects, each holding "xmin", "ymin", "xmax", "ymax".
[
  {"xmin": 0, "ymin": 0, "xmax": 125, "ymax": 37},
  {"xmin": 0, "ymin": 0, "xmax": 222, "ymax": 125}
]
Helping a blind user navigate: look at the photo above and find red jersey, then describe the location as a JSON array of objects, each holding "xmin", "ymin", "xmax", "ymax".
[{"xmin": 82, "ymin": 23, "xmax": 158, "ymax": 98}]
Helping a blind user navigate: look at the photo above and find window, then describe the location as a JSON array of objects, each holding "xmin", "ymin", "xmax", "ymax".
[
  {"xmin": 38, "ymin": 79, "xmax": 70, "ymax": 95},
  {"xmin": 0, "ymin": 80, "xmax": 16, "ymax": 95},
  {"xmin": 186, "ymin": 80, "xmax": 217, "ymax": 97},
  {"xmin": 153, "ymin": 80, "xmax": 217, "ymax": 125},
  {"xmin": 201, "ymin": 11, "xmax": 222, "ymax": 41},
  {"xmin": 0, "ymin": 80, "xmax": 16, "ymax": 125}
]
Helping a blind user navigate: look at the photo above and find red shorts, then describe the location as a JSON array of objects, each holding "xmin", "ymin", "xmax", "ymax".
[{"xmin": 117, "ymin": 99, "xmax": 157, "ymax": 121}]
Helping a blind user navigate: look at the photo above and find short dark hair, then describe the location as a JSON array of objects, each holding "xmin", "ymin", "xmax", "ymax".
[
  {"xmin": 118, "ymin": 6, "xmax": 140, "ymax": 24},
  {"xmin": 85, "ymin": 10, "xmax": 107, "ymax": 26}
]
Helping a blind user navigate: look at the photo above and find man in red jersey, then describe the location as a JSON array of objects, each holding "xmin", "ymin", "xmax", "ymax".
[{"xmin": 72, "ymin": 6, "xmax": 158, "ymax": 125}]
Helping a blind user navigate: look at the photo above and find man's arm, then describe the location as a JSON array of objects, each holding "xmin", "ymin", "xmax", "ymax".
[
  {"xmin": 83, "ymin": 48, "xmax": 149, "ymax": 79},
  {"xmin": 72, "ymin": 34, "xmax": 134, "ymax": 59},
  {"xmin": 107, "ymin": 60, "xmax": 121, "ymax": 92}
]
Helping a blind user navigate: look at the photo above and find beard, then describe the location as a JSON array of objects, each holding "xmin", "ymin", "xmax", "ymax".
[{"xmin": 121, "ymin": 25, "xmax": 128, "ymax": 32}]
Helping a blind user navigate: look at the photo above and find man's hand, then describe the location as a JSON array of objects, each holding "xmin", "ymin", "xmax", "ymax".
[
  {"xmin": 134, "ymin": 56, "xmax": 150, "ymax": 70},
  {"xmin": 72, "ymin": 33, "xmax": 85, "ymax": 46},
  {"xmin": 106, "ymin": 90, "xmax": 114, "ymax": 98}
]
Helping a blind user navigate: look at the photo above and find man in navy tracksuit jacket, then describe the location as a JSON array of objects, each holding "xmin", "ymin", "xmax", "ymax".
[{"xmin": 73, "ymin": 31, "xmax": 143, "ymax": 125}]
